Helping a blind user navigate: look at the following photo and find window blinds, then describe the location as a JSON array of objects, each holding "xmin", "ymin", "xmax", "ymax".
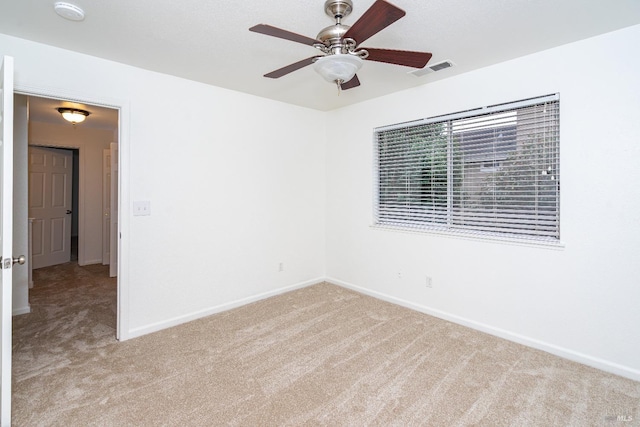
[{"xmin": 374, "ymin": 94, "xmax": 560, "ymax": 241}]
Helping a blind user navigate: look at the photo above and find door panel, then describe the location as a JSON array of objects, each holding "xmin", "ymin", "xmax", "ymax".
[
  {"xmin": 51, "ymin": 218, "xmax": 65, "ymax": 252},
  {"xmin": 28, "ymin": 146, "xmax": 72, "ymax": 269},
  {"xmin": 31, "ymin": 219, "xmax": 44, "ymax": 257},
  {"xmin": 51, "ymin": 173, "xmax": 67, "ymax": 206},
  {"xmin": 29, "ymin": 172, "xmax": 45, "ymax": 208}
]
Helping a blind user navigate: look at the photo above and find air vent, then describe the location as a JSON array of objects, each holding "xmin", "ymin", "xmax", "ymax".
[{"xmin": 410, "ymin": 60, "xmax": 455, "ymax": 77}]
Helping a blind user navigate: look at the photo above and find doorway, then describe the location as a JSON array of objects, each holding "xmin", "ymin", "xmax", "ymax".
[
  {"xmin": 15, "ymin": 93, "xmax": 122, "ymax": 339},
  {"xmin": 26, "ymin": 96, "xmax": 118, "ymax": 268}
]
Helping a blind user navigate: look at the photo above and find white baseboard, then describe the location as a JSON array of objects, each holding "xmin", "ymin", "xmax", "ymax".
[
  {"xmin": 127, "ymin": 277, "xmax": 325, "ymax": 340},
  {"xmin": 13, "ymin": 305, "xmax": 31, "ymax": 316},
  {"xmin": 79, "ymin": 259, "xmax": 103, "ymax": 266},
  {"xmin": 328, "ymin": 277, "xmax": 640, "ymax": 382}
]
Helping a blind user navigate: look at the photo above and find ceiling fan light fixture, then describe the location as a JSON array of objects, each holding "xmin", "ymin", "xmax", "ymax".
[
  {"xmin": 57, "ymin": 108, "xmax": 90, "ymax": 124},
  {"xmin": 313, "ymin": 54, "xmax": 363, "ymax": 84}
]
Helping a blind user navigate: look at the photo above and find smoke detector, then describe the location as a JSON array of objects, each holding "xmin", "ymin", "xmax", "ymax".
[{"xmin": 54, "ymin": 2, "xmax": 85, "ymax": 21}]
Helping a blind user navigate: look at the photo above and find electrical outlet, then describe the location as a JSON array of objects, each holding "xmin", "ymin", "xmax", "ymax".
[
  {"xmin": 278, "ymin": 262, "xmax": 284, "ymax": 272},
  {"xmin": 397, "ymin": 271, "xmax": 402, "ymax": 279},
  {"xmin": 425, "ymin": 276, "xmax": 433, "ymax": 288}
]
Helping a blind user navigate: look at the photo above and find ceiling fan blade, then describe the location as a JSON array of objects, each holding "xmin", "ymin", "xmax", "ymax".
[
  {"xmin": 341, "ymin": 74, "xmax": 361, "ymax": 90},
  {"xmin": 343, "ymin": 0, "xmax": 406, "ymax": 45},
  {"xmin": 249, "ymin": 24, "xmax": 321, "ymax": 46},
  {"xmin": 264, "ymin": 56, "xmax": 320, "ymax": 79},
  {"xmin": 364, "ymin": 48, "xmax": 432, "ymax": 68}
]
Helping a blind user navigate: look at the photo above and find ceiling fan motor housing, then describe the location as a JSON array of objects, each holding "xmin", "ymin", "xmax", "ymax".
[{"xmin": 316, "ymin": 24, "xmax": 350, "ymax": 52}]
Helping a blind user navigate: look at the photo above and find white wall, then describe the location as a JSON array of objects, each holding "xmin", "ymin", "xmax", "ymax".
[
  {"xmin": 12, "ymin": 95, "xmax": 29, "ymax": 315},
  {"xmin": 28, "ymin": 122, "xmax": 113, "ymax": 265},
  {"xmin": 4, "ymin": 24, "xmax": 638, "ymax": 381},
  {"xmin": 325, "ymin": 24, "xmax": 640, "ymax": 381},
  {"xmin": 0, "ymin": 34, "xmax": 327, "ymax": 339}
]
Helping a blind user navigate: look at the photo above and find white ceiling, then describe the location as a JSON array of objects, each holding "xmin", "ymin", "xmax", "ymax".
[{"xmin": 2, "ymin": 0, "xmax": 640, "ymax": 115}]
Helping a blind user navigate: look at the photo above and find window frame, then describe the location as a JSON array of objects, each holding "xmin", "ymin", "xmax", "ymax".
[{"xmin": 372, "ymin": 94, "xmax": 561, "ymax": 245}]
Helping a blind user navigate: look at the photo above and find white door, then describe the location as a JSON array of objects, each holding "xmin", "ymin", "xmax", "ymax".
[
  {"xmin": 29, "ymin": 146, "xmax": 73, "ymax": 269},
  {"xmin": 109, "ymin": 143, "xmax": 118, "ymax": 277},
  {"xmin": 0, "ymin": 55, "xmax": 15, "ymax": 427},
  {"xmin": 102, "ymin": 148, "xmax": 111, "ymax": 265}
]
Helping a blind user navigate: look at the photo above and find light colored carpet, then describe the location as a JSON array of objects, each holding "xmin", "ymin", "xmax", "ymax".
[{"xmin": 12, "ymin": 262, "xmax": 640, "ymax": 426}]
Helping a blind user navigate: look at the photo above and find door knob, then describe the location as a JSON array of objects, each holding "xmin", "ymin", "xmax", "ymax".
[
  {"xmin": 13, "ymin": 255, "xmax": 26, "ymax": 266},
  {"xmin": 66, "ymin": 210, "xmax": 72, "ymax": 214}
]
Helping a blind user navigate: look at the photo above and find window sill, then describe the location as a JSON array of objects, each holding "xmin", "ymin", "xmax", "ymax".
[{"xmin": 370, "ymin": 223, "xmax": 566, "ymax": 250}]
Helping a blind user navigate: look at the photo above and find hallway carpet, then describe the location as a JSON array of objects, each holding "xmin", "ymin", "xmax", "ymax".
[{"xmin": 12, "ymin": 263, "xmax": 640, "ymax": 426}]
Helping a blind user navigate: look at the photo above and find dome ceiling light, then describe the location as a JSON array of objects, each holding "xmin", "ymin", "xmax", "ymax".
[{"xmin": 57, "ymin": 108, "xmax": 90, "ymax": 125}]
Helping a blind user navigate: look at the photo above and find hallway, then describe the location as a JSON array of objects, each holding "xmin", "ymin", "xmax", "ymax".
[{"xmin": 12, "ymin": 262, "xmax": 117, "ymax": 420}]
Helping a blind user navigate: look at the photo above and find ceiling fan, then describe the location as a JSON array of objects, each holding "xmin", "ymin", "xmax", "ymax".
[{"xmin": 249, "ymin": 0, "xmax": 432, "ymax": 91}]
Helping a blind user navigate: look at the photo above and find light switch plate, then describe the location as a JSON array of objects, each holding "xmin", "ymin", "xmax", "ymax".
[{"xmin": 133, "ymin": 200, "xmax": 151, "ymax": 216}]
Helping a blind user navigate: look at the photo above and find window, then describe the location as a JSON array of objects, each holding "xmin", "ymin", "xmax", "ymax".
[{"xmin": 374, "ymin": 94, "xmax": 560, "ymax": 242}]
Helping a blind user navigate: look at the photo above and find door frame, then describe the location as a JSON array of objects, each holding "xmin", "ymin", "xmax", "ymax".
[
  {"xmin": 15, "ymin": 84, "xmax": 130, "ymax": 341},
  {"xmin": 29, "ymin": 143, "xmax": 85, "ymax": 266}
]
